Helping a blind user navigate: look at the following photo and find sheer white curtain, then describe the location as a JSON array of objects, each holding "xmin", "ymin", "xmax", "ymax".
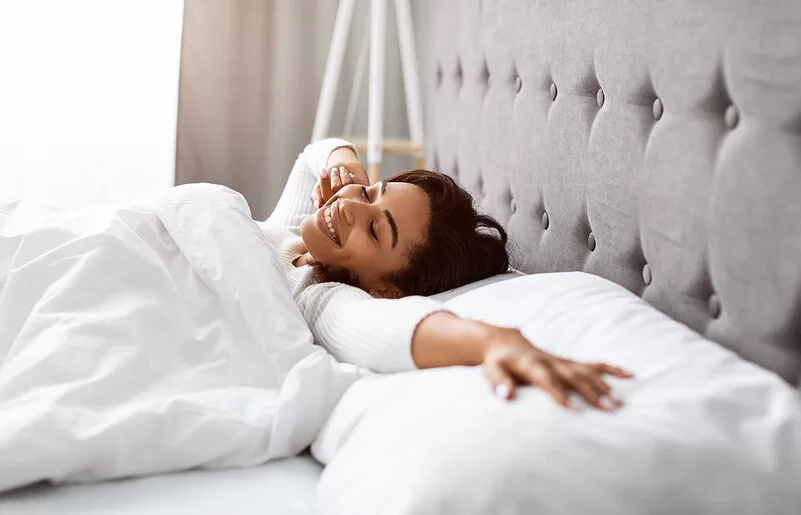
[{"xmin": 0, "ymin": 0, "xmax": 184, "ymax": 207}]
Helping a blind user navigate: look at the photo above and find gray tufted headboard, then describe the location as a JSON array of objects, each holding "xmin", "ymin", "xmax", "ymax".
[{"xmin": 427, "ymin": 0, "xmax": 801, "ymax": 384}]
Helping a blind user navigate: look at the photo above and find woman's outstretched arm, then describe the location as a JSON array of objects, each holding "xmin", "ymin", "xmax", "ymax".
[
  {"xmin": 412, "ymin": 312, "xmax": 634, "ymax": 410},
  {"xmin": 304, "ymin": 283, "xmax": 633, "ymax": 410}
]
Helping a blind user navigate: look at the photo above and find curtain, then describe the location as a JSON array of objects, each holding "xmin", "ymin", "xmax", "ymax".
[{"xmin": 175, "ymin": 0, "xmax": 432, "ymax": 220}]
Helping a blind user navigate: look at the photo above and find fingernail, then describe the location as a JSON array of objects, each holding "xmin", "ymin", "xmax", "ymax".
[
  {"xmin": 494, "ymin": 383, "xmax": 511, "ymax": 400},
  {"xmin": 321, "ymin": 168, "xmax": 329, "ymax": 178},
  {"xmin": 600, "ymin": 396, "xmax": 621, "ymax": 410},
  {"xmin": 339, "ymin": 166, "xmax": 346, "ymax": 173}
]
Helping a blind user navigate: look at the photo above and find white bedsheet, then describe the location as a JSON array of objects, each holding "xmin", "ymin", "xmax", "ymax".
[
  {"xmin": 0, "ymin": 184, "xmax": 358, "ymax": 492},
  {"xmin": 0, "ymin": 454, "xmax": 322, "ymax": 515}
]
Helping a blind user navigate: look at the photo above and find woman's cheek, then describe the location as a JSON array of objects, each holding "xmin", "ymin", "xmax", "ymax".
[
  {"xmin": 299, "ymin": 220, "xmax": 329, "ymax": 260},
  {"xmin": 346, "ymin": 233, "xmax": 365, "ymax": 254},
  {"xmin": 354, "ymin": 239, "xmax": 377, "ymax": 270}
]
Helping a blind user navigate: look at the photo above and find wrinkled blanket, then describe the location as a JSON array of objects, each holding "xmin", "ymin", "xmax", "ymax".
[{"xmin": 0, "ymin": 184, "xmax": 358, "ymax": 492}]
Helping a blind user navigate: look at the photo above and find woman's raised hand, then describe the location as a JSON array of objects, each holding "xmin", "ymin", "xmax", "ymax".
[{"xmin": 311, "ymin": 159, "xmax": 370, "ymax": 209}]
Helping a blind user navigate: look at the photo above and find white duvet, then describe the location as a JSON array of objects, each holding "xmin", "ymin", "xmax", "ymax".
[{"xmin": 0, "ymin": 184, "xmax": 358, "ymax": 492}]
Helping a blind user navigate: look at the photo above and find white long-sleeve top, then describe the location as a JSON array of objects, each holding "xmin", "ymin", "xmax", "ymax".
[{"xmin": 259, "ymin": 138, "xmax": 444, "ymax": 373}]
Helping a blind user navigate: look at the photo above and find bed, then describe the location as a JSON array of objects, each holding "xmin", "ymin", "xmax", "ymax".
[
  {"xmin": 2, "ymin": 0, "xmax": 800, "ymax": 514},
  {"xmin": 312, "ymin": 0, "xmax": 801, "ymax": 513}
]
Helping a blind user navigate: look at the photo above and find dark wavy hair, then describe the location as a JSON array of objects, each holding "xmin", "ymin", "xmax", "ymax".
[
  {"xmin": 312, "ymin": 170, "xmax": 511, "ymax": 296},
  {"xmin": 383, "ymin": 170, "xmax": 510, "ymax": 296}
]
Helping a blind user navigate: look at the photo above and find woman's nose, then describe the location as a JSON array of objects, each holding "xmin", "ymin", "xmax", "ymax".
[{"xmin": 339, "ymin": 198, "xmax": 356, "ymax": 226}]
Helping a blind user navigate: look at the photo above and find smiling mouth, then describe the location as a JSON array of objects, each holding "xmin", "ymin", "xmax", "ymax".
[{"xmin": 323, "ymin": 205, "xmax": 341, "ymax": 246}]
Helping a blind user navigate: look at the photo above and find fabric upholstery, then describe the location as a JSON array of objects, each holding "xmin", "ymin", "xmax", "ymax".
[{"xmin": 428, "ymin": 0, "xmax": 801, "ymax": 384}]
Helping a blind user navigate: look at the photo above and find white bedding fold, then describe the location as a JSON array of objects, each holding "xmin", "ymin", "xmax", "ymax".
[{"xmin": 0, "ymin": 184, "xmax": 358, "ymax": 492}]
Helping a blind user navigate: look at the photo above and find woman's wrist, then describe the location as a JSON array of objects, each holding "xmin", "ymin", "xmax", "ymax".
[{"xmin": 326, "ymin": 146, "xmax": 359, "ymax": 169}]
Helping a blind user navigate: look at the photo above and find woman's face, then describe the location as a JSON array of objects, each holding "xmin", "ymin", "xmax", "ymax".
[{"xmin": 299, "ymin": 181, "xmax": 430, "ymax": 296}]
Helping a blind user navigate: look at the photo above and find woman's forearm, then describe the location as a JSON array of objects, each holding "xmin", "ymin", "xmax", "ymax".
[{"xmin": 411, "ymin": 311, "xmax": 497, "ymax": 368}]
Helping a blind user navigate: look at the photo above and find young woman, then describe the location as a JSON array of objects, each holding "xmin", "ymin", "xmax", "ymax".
[{"xmin": 260, "ymin": 139, "xmax": 632, "ymax": 410}]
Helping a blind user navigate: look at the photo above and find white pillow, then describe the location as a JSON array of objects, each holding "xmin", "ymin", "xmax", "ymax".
[
  {"xmin": 314, "ymin": 272, "xmax": 801, "ymax": 515},
  {"xmin": 427, "ymin": 270, "xmax": 524, "ymax": 302}
]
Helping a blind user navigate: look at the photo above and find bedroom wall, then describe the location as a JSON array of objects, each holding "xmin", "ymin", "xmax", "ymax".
[{"xmin": 0, "ymin": 0, "xmax": 184, "ymax": 207}]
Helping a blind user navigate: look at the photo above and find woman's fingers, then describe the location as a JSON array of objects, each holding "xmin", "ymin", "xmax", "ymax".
[
  {"xmin": 572, "ymin": 362, "xmax": 612, "ymax": 398},
  {"xmin": 594, "ymin": 363, "xmax": 635, "ymax": 379},
  {"xmin": 584, "ymin": 373, "xmax": 618, "ymax": 409},
  {"xmin": 514, "ymin": 360, "xmax": 570, "ymax": 408},
  {"xmin": 329, "ymin": 166, "xmax": 342, "ymax": 193},
  {"xmin": 314, "ymin": 164, "xmax": 361, "ymax": 207},
  {"xmin": 310, "ymin": 182, "xmax": 322, "ymax": 208},
  {"xmin": 482, "ymin": 337, "xmax": 630, "ymax": 411},
  {"xmin": 320, "ymin": 169, "xmax": 333, "ymax": 201},
  {"xmin": 582, "ymin": 367, "xmax": 615, "ymax": 399},
  {"xmin": 338, "ymin": 166, "xmax": 353, "ymax": 188},
  {"xmin": 561, "ymin": 362, "xmax": 625, "ymax": 410},
  {"xmin": 483, "ymin": 359, "xmax": 517, "ymax": 401},
  {"xmin": 550, "ymin": 361, "xmax": 603, "ymax": 409}
]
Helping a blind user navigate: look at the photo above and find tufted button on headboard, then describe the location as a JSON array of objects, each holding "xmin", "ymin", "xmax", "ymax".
[{"xmin": 427, "ymin": 0, "xmax": 801, "ymax": 384}]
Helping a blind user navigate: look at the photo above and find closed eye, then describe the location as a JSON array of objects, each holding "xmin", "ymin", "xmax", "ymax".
[
  {"xmin": 363, "ymin": 187, "xmax": 378, "ymax": 243},
  {"xmin": 368, "ymin": 219, "xmax": 378, "ymax": 242}
]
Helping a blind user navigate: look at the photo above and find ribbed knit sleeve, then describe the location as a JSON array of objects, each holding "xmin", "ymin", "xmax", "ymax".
[
  {"xmin": 266, "ymin": 138, "xmax": 357, "ymax": 233},
  {"xmin": 264, "ymin": 137, "xmax": 446, "ymax": 373},
  {"xmin": 295, "ymin": 282, "xmax": 445, "ymax": 373}
]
